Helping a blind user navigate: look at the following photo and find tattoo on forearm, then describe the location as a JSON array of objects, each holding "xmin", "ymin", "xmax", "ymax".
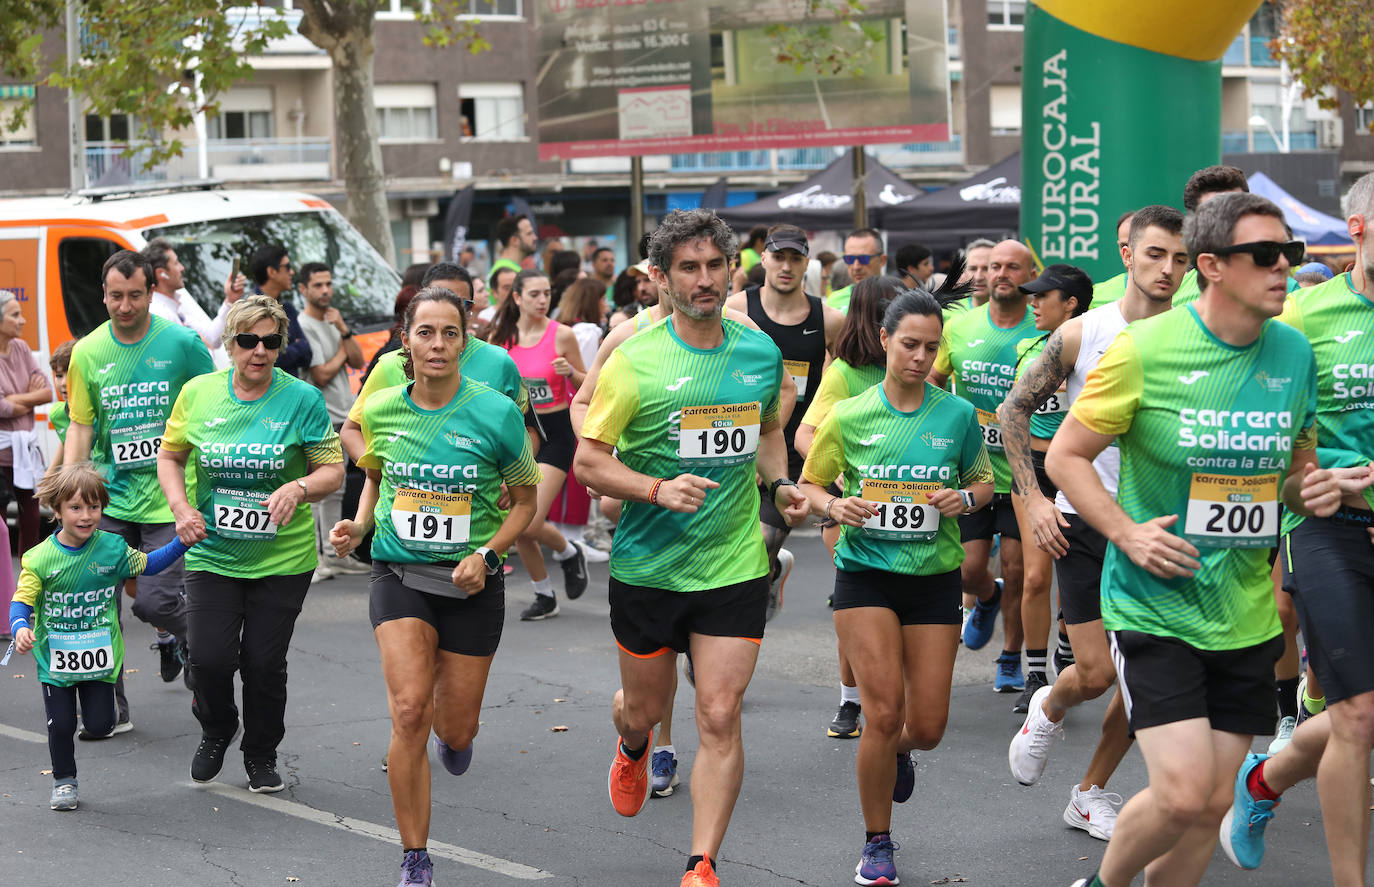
[{"xmin": 999, "ymin": 330, "xmax": 1068, "ymax": 497}]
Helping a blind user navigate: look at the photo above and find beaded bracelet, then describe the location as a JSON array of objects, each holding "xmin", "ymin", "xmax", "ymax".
[{"xmin": 649, "ymin": 478, "xmax": 664, "ymax": 505}]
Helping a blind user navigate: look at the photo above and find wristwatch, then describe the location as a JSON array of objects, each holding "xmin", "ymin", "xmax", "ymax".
[
  {"xmin": 768, "ymin": 478, "xmax": 798, "ymax": 502},
  {"xmin": 296, "ymin": 478, "xmax": 308, "ymax": 497},
  {"xmin": 959, "ymin": 490, "xmax": 975, "ymax": 511},
  {"xmin": 340, "ymin": 328, "xmax": 353, "ymax": 339},
  {"xmin": 475, "ymin": 546, "xmax": 501, "ymax": 575}
]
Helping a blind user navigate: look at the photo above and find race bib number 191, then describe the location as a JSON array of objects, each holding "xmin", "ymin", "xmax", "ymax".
[
  {"xmin": 1183, "ymin": 473, "xmax": 1279, "ymax": 549},
  {"xmin": 859, "ymin": 479, "xmax": 941, "ymax": 542},
  {"xmin": 678, "ymin": 403, "xmax": 761, "ymax": 467},
  {"xmin": 391, "ymin": 488, "xmax": 471, "ymax": 554}
]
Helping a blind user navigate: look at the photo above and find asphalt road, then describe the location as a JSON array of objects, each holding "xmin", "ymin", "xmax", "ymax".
[{"xmin": 0, "ymin": 528, "xmax": 1363, "ymax": 886}]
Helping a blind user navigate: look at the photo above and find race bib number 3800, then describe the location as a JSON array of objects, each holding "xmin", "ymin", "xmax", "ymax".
[
  {"xmin": 859, "ymin": 479, "xmax": 941, "ymax": 542},
  {"xmin": 1183, "ymin": 473, "xmax": 1279, "ymax": 549},
  {"xmin": 48, "ymin": 628, "xmax": 115, "ymax": 681},
  {"xmin": 678, "ymin": 403, "xmax": 761, "ymax": 467},
  {"xmin": 391, "ymin": 488, "xmax": 471, "ymax": 553}
]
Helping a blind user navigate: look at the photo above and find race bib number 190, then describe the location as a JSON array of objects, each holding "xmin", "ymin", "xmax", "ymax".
[
  {"xmin": 859, "ymin": 479, "xmax": 941, "ymax": 542},
  {"xmin": 1183, "ymin": 473, "xmax": 1279, "ymax": 549},
  {"xmin": 678, "ymin": 403, "xmax": 761, "ymax": 467},
  {"xmin": 391, "ymin": 488, "xmax": 471, "ymax": 554}
]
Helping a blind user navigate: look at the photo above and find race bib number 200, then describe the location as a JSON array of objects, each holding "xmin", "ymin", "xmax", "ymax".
[
  {"xmin": 1183, "ymin": 473, "xmax": 1279, "ymax": 549},
  {"xmin": 678, "ymin": 403, "xmax": 761, "ymax": 467}
]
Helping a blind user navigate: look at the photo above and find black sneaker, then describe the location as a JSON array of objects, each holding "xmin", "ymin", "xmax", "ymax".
[
  {"xmin": 78, "ymin": 712, "xmax": 132, "ymax": 741},
  {"xmin": 246, "ymin": 758, "xmax": 285, "ymax": 793},
  {"xmin": 156, "ymin": 641, "xmax": 183, "ymax": 683},
  {"xmin": 1053, "ymin": 647, "xmax": 1075, "ymax": 675},
  {"xmin": 1013, "ymin": 671, "xmax": 1050, "ymax": 714},
  {"xmin": 560, "ymin": 542, "xmax": 588, "ymax": 600},
  {"xmin": 828, "ymin": 700, "xmax": 862, "ymax": 738},
  {"xmin": 191, "ymin": 728, "xmax": 239, "ymax": 783},
  {"xmin": 519, "ymin": 595, "xmax": 560, "ymax": 621},
  {"xmin": 180, "ymin": 640, "xmax": 194, "ymax": 691}
]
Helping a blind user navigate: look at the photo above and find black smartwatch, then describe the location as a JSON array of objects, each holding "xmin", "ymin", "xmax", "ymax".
[
  {"xmin": 768, "ymin": 478, "xmax": 798, "ymax": 503},
  {"xmin": 475, "ymin": 546, "xmax": 501, "ymax": 575},
  {"xmin": 340, "ymin": 328, "xmax": 354, "ymax": 339}
]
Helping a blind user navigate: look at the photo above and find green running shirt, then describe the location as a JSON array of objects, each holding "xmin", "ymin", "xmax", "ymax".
[
  {"xmin": 50, "ymin": 401, "xmax": 69, "ymax": 442},
  {"xmin": 581, "ymin": 317, "xmax": 784, "ymax": 591},
  {"xmin": 933, "ymin": 303, "xmax": 1038, "ymax": 492},
  {"xmin": 66, "ymin": 317, "xmax": 215, "ymax": 523},
  {"xmin": 161, "ymin": 369, "xmax": 343, "ymax": 578},
  {"xmin": 359, "ymin": 378, "xmax": 542, "ymax": 566},
  {"xmin": 1278, "ymin": 272, "xmax": 1374, "ymax": 529},
  {"xmin": 347, "ymin": 338, "xmax": 528, "ymax": 425},
  {"xmin": 800, "ymin": 358, "xmax": 885, "ymax": 430},
  {"xmin": 1071, "ymin": 305, "xmax": 1318, "ymax": 650},
  {"xmin": 1015, "ymin": 334, "xmax": 1068, "ymax": 440},
  {"xmin": 14, "ymin": 530, "xmax": 149, "ymax": 686},
  {"xmin": 804, "ymin": 383, "xmax": 993, "ymax": 576}
]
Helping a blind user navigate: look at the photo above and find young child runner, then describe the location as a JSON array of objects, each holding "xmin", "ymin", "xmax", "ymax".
[
  {"xmin": 44, "ymin": 339, "xmax": 78, "ymax": 478},
  {"xmin": 7, "ymin": 463, "xmax": 189, "ymax": 810}
]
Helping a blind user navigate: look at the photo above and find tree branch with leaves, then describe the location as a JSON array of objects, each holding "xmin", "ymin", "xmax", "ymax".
[{"xmin": 1271, "ymin": 0, "xmax": 1374, "ymax": 131}]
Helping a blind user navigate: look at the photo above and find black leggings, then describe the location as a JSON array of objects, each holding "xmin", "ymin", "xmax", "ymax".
[{"xmin": 42, "ymin": 681, "xmax": 116, "ymax": 780}]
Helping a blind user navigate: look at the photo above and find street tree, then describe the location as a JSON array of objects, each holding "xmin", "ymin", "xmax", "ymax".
[{"xmin": 1271, "ymin": 0, "xmax": 1374, "ymax": 131}]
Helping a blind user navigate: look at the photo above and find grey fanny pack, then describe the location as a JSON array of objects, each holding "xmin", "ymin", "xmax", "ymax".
[{"xmin": 387, "ymin": 561, "xmax": 468, "ymax": 599}]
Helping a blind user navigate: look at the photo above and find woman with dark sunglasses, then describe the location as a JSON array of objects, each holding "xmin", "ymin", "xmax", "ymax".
[{"xmin": 157, "ymin": 295, "xmax": 345, "ymax": 792}]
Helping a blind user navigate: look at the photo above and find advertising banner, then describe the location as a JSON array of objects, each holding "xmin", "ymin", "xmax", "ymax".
[{"xmin": 536, "ymin": 0, "xmax": 950, "ymax": 161}]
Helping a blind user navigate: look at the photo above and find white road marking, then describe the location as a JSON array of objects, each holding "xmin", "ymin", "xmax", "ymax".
[
  {"xmin": 202, "ymin": 783, "xmax": 553, "ymax": 880},
  {"xmin": 0, "ymin": 722, "xmax": 48, "ymax": 744}
]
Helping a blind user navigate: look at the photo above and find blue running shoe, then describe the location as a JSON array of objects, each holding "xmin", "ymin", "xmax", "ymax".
[
  {"xmin": 962, "ymin": 578, "xmax": 1002, "ymax": 650},
  {"xmin": 1220, "ymin": 753, "xmax": 1278, "ymax": 870},
  {"xmin": 651, "ymin": 748, "xmax": 679, "ymax": 797},
  {"xmin": 398, "ymin": 849, "xmax": 433, "ymax": 887},
  {"xmin": 855, "ymin": 834, "xmax": 899, "ymax": 885},
  {"xmin": 434, "ymin": 736, "xmax": 473, "ymax": 776},
  {"xmin": 994, "ymin": 652, "xmax": 1024, "ymax": 693},
  {"xmin": 892, "ymin": 752, "xmax": 915, "ymax": 803}
]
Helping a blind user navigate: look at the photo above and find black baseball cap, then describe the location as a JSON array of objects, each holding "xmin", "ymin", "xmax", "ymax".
[
  {"xmin": 1020, "ymin": 263, "xmax": 1093, "ymax": 303},
  {"xmin": 764, "ymin": 225, "xmax": 809, "ymax": 257}
]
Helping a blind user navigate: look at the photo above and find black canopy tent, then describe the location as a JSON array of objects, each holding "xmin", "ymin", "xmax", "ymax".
[
  {"xmin": 713, "ymin": 149, "xmax": 926, "ymax": 232},
  {"xmin": 876, "ymin": 153, "xmax": 1022, "ymax": 256}
]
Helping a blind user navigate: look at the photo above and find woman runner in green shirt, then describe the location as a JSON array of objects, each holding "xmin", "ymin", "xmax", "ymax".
[
  {"xmin": 800, "ymin": 289, "xmax": 994, "ymax": 887},
  {"xmin": 330, "ymin": 287, "xmax": 541, "ymax": 887}
]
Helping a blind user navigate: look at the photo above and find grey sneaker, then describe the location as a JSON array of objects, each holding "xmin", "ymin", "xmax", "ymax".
[{"xmin": 50, "ymin": 780, "xmax": 78, "ymax": 811}]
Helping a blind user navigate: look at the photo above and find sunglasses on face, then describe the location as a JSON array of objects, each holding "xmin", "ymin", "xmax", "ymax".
[
  {"xmin": 1208, "ymin": 240, "xmax": 1305, "ymax": 268},
  {"xmin": 235, "ymin": 333, "xmax": 284, "ymax": 350},
  {"xmin": 843, "ymin": 253, "xmax": 881, "ymax": 265}
]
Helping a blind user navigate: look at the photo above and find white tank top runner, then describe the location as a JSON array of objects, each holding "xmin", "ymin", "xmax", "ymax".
[{"xmin": 1055, "ymin": 301, "xmax": 1127, "ymax": 515}]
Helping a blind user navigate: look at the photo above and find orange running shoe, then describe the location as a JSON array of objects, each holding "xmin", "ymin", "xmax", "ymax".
[
  {"xmin": 608, "ymin": 738, "xmax": 652, "ymax": 817},
  {"xmin": 680, "ymin": 857, "xmax": 719, "ymax": 887}
]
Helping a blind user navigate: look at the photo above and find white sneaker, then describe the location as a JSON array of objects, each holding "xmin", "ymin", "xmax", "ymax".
[
  {"xmin": 582, "ymin": 544, "xmax": 609, "ymax": 564},
  {"xmin": 1008, "ymin": 684, "xmax": 1061, "ymax": 785},
  {"xmin": 1063, "ymin": 784, "xmax": 1123, "ymax": 841},
  {"xmin": 311, "ymin": 562, "xmax": 335, "ymax": 584},
  {"xmin": 1267, "ymin": 715, "xmax": 1297, "ymax": 755},
  {"xmin": 766, "ymin": 548, "xmax": 793, "ymax": 623}
]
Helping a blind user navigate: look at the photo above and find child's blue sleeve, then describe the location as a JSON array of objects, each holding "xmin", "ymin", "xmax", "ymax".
[
  {"xmin": 9, "ymin": 601, "xmax": 34, "ymax": 635},
  {"xmin": 144, "ymin": 539, "xmax": 191, "ymax": 576}
]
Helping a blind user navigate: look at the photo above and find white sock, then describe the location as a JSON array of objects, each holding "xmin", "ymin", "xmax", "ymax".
[
  {"xmin": 653, "ymin": 744, "xmax": 675, "ymax": 756},
  {"xmin": 533, "ymin": 578, "xmax": 554, "ymax": 598},
  {"xmin": 552, "ymin": 541, "xmax": 577, "ymax": 561},
  {"xmin": 840, "ymin": 684, "xmax": 860, "ymax": 705}
]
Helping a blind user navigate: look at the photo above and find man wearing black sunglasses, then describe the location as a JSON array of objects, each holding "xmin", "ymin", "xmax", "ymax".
[
  {"xmin": 243, "ymin": 244, "xmax": 313, "ymax": 378},
  {"xmin": 1051, "ymin": 192, "xmax": 1342, "ymax": 887},
  {"xmin": 826, "ymin": 228, "xmax": 886, "ymax": 314}
]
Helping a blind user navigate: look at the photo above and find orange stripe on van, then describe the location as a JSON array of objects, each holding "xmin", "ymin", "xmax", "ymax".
[
  {"xmin": 0, "ymin": 214, "xmax": 168, "ymax": 231},
  {"xmin": 300, "ymin": 198, "xmax": 332, "ymax": 209}
]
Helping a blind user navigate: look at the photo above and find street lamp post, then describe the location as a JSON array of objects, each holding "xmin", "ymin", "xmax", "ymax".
[{"xmin": 1249, "ymin": 113, "xmax": 1288, "ymax": 153}]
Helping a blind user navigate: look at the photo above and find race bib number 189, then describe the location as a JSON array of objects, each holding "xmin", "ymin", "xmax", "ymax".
[
  {"xmin": 391, "ymin": 488, "xmax": 471, "ymax": 554},
  {"xmin": 1183, "ymin": 473, "xmax": 1279, "ymax": 549},
  {"xmin": 678, "ymin": 403, "xmax": 761, "ymax": 467},
  {"xmin": 859, "ymin": 479, "xmax": 941, "ymax": 542}
]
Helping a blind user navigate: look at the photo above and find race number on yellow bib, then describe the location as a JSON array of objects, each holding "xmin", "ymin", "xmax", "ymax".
[
  {"xmin": 391, "ymin": 488, "xmax": 471, "ymax": 554},
  {"xmin": 523, "ymin": 376, "xmax": 555, "ymax": 409},
  {"xmin": 1183, "ymin": 473, "xmax": 1279, "ymax": 549},
  {"xmin": 783, "ymin": 359, "xmax": 810, "ymax": 399},
  {"xmin": 110, "ymin": 428, "xmax": 162, "ymax": 468},
  {"xmin": 212, "ymin": 488, "xmax": 278, "ymax": 540},
  {"xmin": 678, "ymin": 403, "xmax": 761, "ymax": 467},
  {"xmin": 976, "ymin": 408, "xmax": 1003, "ymax": 450},
  {"xmin": 859, "ymin": 479, "xmax": 941, "ymax": 542},
  {"xmin": 48, "ymin": 628, "xmax": 115, "ymax": 681}
]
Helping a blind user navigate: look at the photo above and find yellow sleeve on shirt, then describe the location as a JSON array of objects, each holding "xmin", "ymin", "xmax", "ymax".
[
  {"xmin": 580, "ymin": 350, "xmax": 640, "ymax": 448},
  {"xmin": 801, "ymin": 409, "xmax": 846, "ymax": 488}
]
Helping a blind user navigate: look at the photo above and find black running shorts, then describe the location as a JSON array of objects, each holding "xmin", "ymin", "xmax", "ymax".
[
  {"xmin": 958, "ymin": 492, "xmax": 1020, "ymax": 542},
  {"xmin": 1056, "ymin": 514, "xmax": 1109, "ymax": 625},
  {"xmin": 369, "ymin": 561, "xmax": 504, "ymax": 657},
  {"xmin": 830, "ymin": 567, "xmax": 963, "ymax": 625},
  {"xmin": 609, "ymin": 575, "xmax": 768, "ymax": 657}
]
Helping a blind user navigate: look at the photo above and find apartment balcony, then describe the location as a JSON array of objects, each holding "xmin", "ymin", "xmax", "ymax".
[
  {"xmin": 664, "ymin": 137, "xmax": 964, "ymax": 174},
  {"xmin": 1221, "ymin": 130, "xmax": 1320, "ymax": 154},
  {"xmin": 85, "ymin": 138, "xmax": 332, "ymax": 188}
]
